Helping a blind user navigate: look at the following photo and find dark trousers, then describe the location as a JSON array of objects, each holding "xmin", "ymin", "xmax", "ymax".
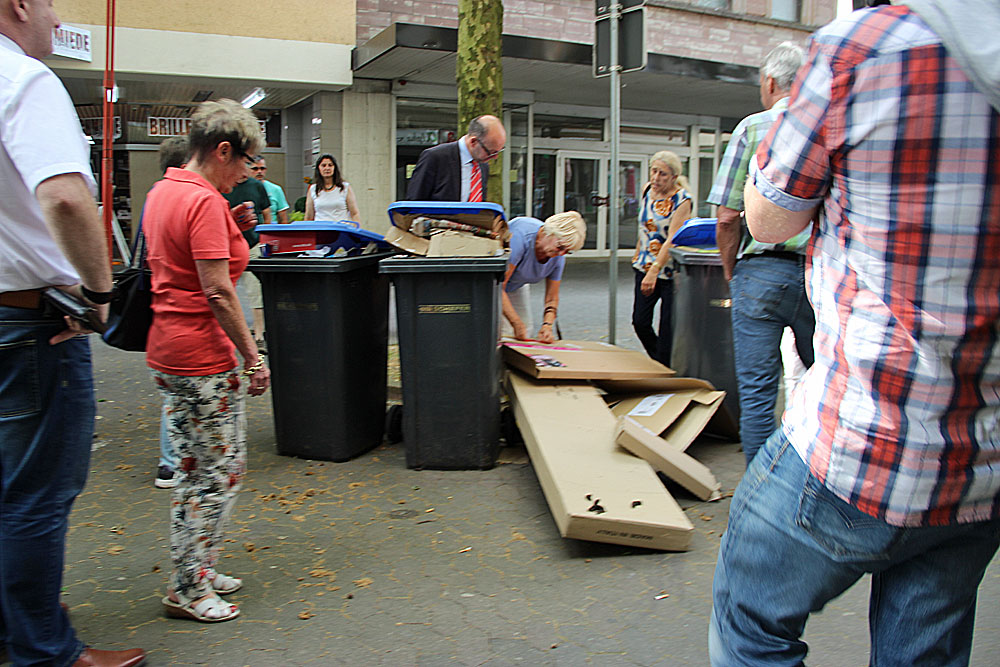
[{"xmin": 631, "ymin": 268, "xmax": 673, "ymax": 367}]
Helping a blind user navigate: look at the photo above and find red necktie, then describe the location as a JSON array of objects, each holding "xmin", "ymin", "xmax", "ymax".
[{"xmin": 469, "ymin": 161, "xmax": 483, "ymax": 202}]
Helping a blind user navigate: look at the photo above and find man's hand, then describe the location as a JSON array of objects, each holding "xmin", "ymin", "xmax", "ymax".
[{"xmin": 48, "ymin": 285, "xmax": 109, "ymax": 345}]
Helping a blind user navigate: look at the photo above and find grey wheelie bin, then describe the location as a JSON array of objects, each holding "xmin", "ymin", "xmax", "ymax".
[
  {"xmin": 250, "ymin": 253, "xmax": 391, "ymax": 461},
  {"xmin": 379, "ymin": 200, "xmax": 508, "ymax": 469},
  {"xmin": 669, "ymin": 246, "xmax": 740, "ymax": 431}
]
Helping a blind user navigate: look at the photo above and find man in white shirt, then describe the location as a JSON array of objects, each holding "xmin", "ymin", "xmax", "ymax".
[{"xmin": 0, "ymin": 1, "xmax": 145, "ymax": 665}]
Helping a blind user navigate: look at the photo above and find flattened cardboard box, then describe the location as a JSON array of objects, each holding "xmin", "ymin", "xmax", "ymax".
[
  {"xmin": 615, "ymin": 417, "xmax": 722, "ymax": 502},
  {"xmin": 506, "ymin": 371, "xmax": 693, "ymax": 552},
  {"xmin": 384, "ymin": 226, "xmax": 501, "ymax": 258},
  {"xmin": 502, "ymin": 339, "xmax": 676, "ymax": 380},
  {"xmin": 597, "ymin": 376, "xmax": 738, "ymax": 440},
  {"xmin": 389, "ymin": 209, "xmax": 507, "ymax": 240},
  {"xmin": 605, "ymin": 382, "xmax": 726, "ymax": 453}
]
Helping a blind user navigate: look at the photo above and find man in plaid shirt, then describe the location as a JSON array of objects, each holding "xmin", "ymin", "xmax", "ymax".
[
  {"xmin": 707, "ymin": 41, "xmax": 815, "ymax": 468},
  {"xmin": 710, "ymin": 2, "xmax": 1000, "ymax": 665}
]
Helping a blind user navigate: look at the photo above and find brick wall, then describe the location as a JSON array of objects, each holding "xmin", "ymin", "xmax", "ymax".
[{"xmin": 357, "ymin": 0, "xmax": 826, "ymax": 69}]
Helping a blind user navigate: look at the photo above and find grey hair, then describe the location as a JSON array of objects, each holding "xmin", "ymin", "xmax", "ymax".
[
  {"xmin": 187, "ymin": 99, "xmax": 264, "ymax": 163},
  {"xmin": 541, "ymin": 211, "xmax": 587, "ymax": 251},
  {"xmin": 761, "ymin": 41, "xmax": 805, "ymax": 92}
]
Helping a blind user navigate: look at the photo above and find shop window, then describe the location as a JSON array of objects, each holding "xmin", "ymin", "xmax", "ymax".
[
  {"xmin": 769, "ymin": 0, "xmax": 800, "ymax": 22},
  {"xmin": 534, "ymin": 115, "xmax": 604, "ymax": 141},
  {"xmin": 690, "ymin": 0, "xmax": 730, "ymax": 9}
]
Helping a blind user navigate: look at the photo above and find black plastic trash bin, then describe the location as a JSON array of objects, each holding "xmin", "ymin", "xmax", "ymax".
[
  {"xmin": 250, "ymin": 254, "xmax": 390, "ymax": 461},
  {"xmin": 380, "ymin": 255, "xmax": 508, "ymax": 470},
  {"xmin": 669, "ymin": 247, "xmax": 740, "ymax": 431}
]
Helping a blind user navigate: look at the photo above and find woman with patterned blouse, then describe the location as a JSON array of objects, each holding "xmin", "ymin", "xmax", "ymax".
[{"xmin": 630, "ymin": 150, "xmax": 692, "ymax": 367}]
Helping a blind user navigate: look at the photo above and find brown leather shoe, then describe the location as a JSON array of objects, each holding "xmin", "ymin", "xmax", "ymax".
[{"xmin": 72, "ymin": 647, "xmax": 146, "ymax": 667}]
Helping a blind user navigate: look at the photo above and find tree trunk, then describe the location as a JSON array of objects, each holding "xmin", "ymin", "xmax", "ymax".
[{"xmin": 457, "ymin": 0, "xmax": 504, "ymax": 203}]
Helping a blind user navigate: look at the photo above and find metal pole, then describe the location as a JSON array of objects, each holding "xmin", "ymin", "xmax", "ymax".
[{"xmin": 608, "ymin": 3, "xmax": 621, "ymax": 344}]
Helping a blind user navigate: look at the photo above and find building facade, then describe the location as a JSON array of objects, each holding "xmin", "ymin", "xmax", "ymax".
[{"xmin": 47, "ymin": 0, "xmax": 833, "ymax": 255}]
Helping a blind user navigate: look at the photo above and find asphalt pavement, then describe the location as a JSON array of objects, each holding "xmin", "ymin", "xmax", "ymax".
[{"xmin": 16, "ymin": 258, "xmax": 998, "ymax": 666}]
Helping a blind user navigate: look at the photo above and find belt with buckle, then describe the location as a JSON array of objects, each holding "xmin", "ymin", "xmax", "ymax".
[{"xmin": 0, "ymin": 289, "xmax": 44, "ymax": 309}]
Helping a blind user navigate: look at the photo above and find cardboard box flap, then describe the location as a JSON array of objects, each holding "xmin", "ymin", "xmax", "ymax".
[
  {"xmin": 427, "ymin": 230, "xmax": 503, "ymax": 257},
  {"xmin": 616, "ymin": 417, "xmax": 722, "ymax": 502},
  {"xmin": 505, "ymin": 372, "xmax": 693, "ymax": 552},
  {"xmin": 607, "ymin": 390, "xmax": 704, "ymax": 437},
  {"xmin": 594, "ymin": 376, "xmax": 716, "ymax": 394},
  {"xmin": 662, "ymin": 392, "xmax": 726, "ymax": 451},
  {"xmin": 503, "ymin": 340, "xmax": 675, "ymax": 381},
  {"xmin": 606, "ymin": 388, "xmax": 726, "ymax": 452},
  {"xmin": 384, "ymin": 226, "xmax": 430, "ymax": 256}
]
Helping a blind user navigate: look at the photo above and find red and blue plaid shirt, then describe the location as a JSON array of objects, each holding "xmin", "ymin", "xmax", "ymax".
[{"xmin": 752, "ymin": 6, "xmax": 1000, "ymax": 527}]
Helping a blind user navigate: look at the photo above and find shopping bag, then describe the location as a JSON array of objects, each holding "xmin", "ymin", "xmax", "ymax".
[{"xmin": 102, "ymin": 223, "xmax": 153, "ymax": 352}]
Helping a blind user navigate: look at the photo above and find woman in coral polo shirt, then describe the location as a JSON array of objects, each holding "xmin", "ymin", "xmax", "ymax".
[{"xmin": 143, "ymin": 99, "xmax": 271, "ymax": 623}]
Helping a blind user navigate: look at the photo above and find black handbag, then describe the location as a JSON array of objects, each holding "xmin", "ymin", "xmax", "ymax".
[{"xmin": 102, "ymin": 222, "xmax": 153, "ymax": 352}]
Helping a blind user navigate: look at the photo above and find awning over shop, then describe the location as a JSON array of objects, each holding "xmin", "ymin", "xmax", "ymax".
[{"xmin": 353, "ymin": 22, "xmax": 761, "ymax": 129}]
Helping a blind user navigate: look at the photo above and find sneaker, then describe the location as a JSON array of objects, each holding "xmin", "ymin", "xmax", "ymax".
[{"xmin": 155, "ymin": 465, "xmax": 181, "ymax": 489}]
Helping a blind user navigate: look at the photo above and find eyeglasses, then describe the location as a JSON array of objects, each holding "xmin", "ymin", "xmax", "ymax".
[
  {"xmin": 476, "ymin": 136, "xmax": 504, "ymax": 160},
  {"xmin": 251, "ymin": 166, "xmax": 266, "ymax": 171}
]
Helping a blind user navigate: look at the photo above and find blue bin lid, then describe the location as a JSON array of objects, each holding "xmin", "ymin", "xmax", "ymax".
[
  {"xmin": 386, "ymin": 201, "xmax": 506, "ymax": 227},
  {"xmin": 256, "ymin": 221, "xmax": 388, "ymax": 246},
  {"xmin": 670, "ymin": 217, "xmax": 717, "ymax": 247}
]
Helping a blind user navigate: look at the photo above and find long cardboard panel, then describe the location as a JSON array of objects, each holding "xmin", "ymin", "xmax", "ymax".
[
  {"xmin": 506, "ymin": 371, "xmax": 693, "ymax": 552},
  {"xmin": 502, "ymin": 340, "xmax": 675, "ymax": 381},
  {"xmin": 616, "ymin": 417, "xmax": 722, "ymax": 502}
]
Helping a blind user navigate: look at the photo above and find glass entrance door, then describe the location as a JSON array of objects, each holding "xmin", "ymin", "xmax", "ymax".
[{"xmin": 556, "ymin": 152, "xmax": 605, "ymax": 251}]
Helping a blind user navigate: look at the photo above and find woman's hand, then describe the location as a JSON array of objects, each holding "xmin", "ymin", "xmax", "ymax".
[
  {"xmin": 231, "ymin": 202, "xmax": 258, "ymax": 232},
  {"xmin": 245, "ymin": 363, "xmax": 271, "ymax": 396},
  {"xmin": 641, "ymin": 266, "xmax": 659, "ymax": 296},
  {"xmin": 513, "ymin": 321, "xmax": 531, "ymax": 341},
  {"xmin": 536, "ymin": 323, "xmax": 555, "ymax": 344}
]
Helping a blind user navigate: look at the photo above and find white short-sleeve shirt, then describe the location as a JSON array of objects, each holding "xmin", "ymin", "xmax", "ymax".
[{"xmin": 0, "ymin": 34, "xmax": 95, "ymax": 291}]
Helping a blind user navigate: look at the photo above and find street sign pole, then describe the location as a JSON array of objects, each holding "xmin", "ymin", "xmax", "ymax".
[
  {"xmin": 595, "ymin": 0, "xmax": 643, "ymax": 344},
  {"xmin": 608, "ymin": 2, "xmax": 621, "ymax": 344}
]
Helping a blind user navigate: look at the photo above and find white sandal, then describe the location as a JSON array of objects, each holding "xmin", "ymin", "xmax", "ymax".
[
  {"xmin": 163, "ymin": 591, "xmax": 239, "ymax": 623},
  {"xmin": 206, "ymin": 569, "xmax": 243, "ymax": 595}
]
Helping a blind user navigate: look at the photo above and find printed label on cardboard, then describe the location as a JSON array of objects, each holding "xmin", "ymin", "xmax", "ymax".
[{"xmin": 628, "ymin": 394, "xmax": 674, "ymax": 417}]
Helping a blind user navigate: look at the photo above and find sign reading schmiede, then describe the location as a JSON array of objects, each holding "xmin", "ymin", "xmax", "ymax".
[{"xmin": 51, "ymin": 25, "xmax": 92, "ymax": 62}]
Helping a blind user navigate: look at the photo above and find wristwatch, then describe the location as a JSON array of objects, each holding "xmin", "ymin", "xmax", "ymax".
[{"xmin": 81, "ymin": 285, "xmax": 116, "ymax": 304}]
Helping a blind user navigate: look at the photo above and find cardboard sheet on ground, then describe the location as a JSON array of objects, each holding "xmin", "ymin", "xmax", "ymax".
[
  {"xmin": 502, "ymin": 339, "xmax": 676, "ymax": 380},
  {"xmin": 505, "ymin": 371, "xmax": 693, "ymax": 552}
]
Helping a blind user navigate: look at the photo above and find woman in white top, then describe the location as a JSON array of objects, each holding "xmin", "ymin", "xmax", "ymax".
[{"xmin": 304, "ymin": 154, "xmax": 361, "ymax": 222}]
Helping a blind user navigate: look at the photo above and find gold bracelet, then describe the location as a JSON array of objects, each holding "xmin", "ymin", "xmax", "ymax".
[{"xmin": 242, "ymin": 353, "xmax": 266, "ymax": 376}]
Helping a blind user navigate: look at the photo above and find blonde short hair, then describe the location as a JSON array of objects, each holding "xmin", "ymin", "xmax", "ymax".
[
  {"xmin": 188, "ymin": 99, "xmax": 264, "ymax": 163},
  {"xmin": 542, "ymin": 211, "xmax": 587, "ymax": 252}
]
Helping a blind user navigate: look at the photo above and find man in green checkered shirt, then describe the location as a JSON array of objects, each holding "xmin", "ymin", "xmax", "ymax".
[{"xmin": 706, "ymin": 42, "xmax": 816, "ymax": 467}]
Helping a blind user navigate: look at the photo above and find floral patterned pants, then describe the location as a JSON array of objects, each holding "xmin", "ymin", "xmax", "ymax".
[{"xmin": 151, "ymin": 368, "xmax": 246, "ymax": 599}]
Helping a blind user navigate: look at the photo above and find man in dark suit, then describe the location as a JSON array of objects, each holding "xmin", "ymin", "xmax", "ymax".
[{"xmin": 406, "ymin": 115, "xmax": 506, "ymax": 202}]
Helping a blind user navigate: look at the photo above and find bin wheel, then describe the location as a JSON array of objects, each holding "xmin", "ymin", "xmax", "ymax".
[
  {"xmin": 500, "ymin": 406, "xmax": 523, "ymax": 448},
  {"xmin": 385, "ymin": 404, "xmax": 403, "ymax": 444}
]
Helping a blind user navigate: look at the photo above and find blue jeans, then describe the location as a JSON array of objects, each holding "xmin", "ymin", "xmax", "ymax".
[
  {"xmin": 632, "ymin": 269, "xmax": 673, "ymax": 367},
  {"xmin": 729, "ymin": 255, "xmax": 814, "ymax": 466},
  {"xmin": 710, "ymin": 430, "xmax": 1000, "ymax": 667},
  {"xmin": 0, "ymin": 306, "xmax": 92, "ymax": 665}
]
